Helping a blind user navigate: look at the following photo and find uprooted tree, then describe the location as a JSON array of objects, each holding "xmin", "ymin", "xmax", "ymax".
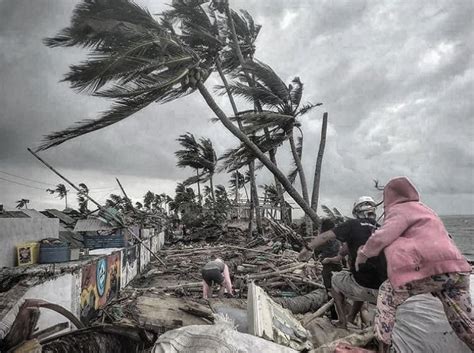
[{"xmin": 38, "ymin": 0, "xmax": 329, "ymax": 231}]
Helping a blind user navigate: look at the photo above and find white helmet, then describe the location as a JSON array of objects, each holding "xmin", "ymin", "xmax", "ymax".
[{"xmin": 352, "ymin": 196, "xmax": 377, "ymax": 219}]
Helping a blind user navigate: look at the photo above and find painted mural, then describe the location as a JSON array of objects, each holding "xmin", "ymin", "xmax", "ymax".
[{"xmin": 80, "ymin": 252, "xmax": 121, "ymax": 323}]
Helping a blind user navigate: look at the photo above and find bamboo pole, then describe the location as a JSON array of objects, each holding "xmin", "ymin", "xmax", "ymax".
[{"xmin": 27, "ymin": 148, "xmax": 165, "ymax": 266}]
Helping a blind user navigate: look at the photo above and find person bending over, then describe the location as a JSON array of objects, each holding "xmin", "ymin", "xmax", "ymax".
[{"xmin": 201, "ymin": 257, "xmax": 233, "ymax": 299}]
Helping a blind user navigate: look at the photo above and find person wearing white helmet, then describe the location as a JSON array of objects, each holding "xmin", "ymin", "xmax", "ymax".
[{"xmin": 298, "ymin": 196, "xmax": 387, "ymax": 328}]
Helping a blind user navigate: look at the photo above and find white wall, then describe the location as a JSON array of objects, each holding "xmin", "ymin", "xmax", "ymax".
[
  {"xmin": 22, "ymin": 273, "xmax": 82, "ymax": 331},
  {"xmin": 0, "ymin": 217, "xmax": 59, "ymax": 267}
]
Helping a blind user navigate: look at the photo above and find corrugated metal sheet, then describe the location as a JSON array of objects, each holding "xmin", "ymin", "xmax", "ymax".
[
  {"xmin": 43, "ymin": 209, "xmax": 76, "ymax": 225},
  {"xmin": 73, "ymin": 218, "xmax": 116, "ymax": 232},
  {"xmin": 21, "ymin": 209, "xmax": 48, "ymax": 218},
  {"xmin": 59, "ymin": 225, "xmax": 84, "ymax": 248},
  {"xmin": 0, "ymin": 211, "xmax": 29, "ymax": 218}
]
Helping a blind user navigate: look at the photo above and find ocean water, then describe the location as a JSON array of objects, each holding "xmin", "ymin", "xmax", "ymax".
[{"xmin": 441, "ymin": 215, "xmax": 474, "ymax": 262}]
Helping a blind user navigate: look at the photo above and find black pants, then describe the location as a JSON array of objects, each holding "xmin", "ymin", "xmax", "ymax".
[{"xmin": 201, "ymin": 268, "xmax": 224, "ymax": 286}]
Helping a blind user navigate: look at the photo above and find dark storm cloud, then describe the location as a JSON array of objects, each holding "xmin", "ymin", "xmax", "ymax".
[{"xmin": 0, "ymin": 0, "xmax": 472, "ymax": 214}]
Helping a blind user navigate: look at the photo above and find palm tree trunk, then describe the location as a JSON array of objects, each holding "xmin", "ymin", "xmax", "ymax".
[
  {"xmin": 209, "ymin": 174, "xmax": 216, "ymax": 202},
  {"xmin": 65, "ymin": 193, "xmax": 68, "ymax": 209},
  {"xmin": 216, "ymin": 58, "xmax": 261, "ymax": 234},
  {"xmin": 311, "ymin": 112, "xmax": 328, "ymax": 216},
  {"xmin": 197, "ymin": 82, "xmax": 319, "ymax": 224},
  {"xmin": 268, "ymin": 148, "xmax": 289, "ymax": 224},
  {"xmin": 289, "ymin": 130, "xmax": 312, "ymax": 236},
  {"xmin": 243, "ymin": 183, "xmax": 249, "ymax": 201},
  {"xmin": 223, "ymin": 9, "xmax": 284, "ymax": 228},
  {"xmin": 196, "ymin": 168, "xmax": 202, "ymax": 206}
]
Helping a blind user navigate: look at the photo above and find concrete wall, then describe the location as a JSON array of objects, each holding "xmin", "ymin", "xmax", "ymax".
[
  {"xmin": 0, "ymin": 231, "xmax": 164, "ymax": 339},
  {"xmin": 23, "ymin": 273, "xmax": 82, "ymax": 331},
  {"xmin": 0, "ymin": 217, "xmax": 59, "ymax": 267}
]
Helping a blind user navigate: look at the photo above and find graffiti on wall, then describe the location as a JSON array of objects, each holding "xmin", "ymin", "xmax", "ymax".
[{"xmin": 80, "ymin": 252, "xmax": 121, "ymax": 323}]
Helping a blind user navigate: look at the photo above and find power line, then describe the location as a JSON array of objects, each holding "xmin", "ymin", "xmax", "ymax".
[
  {"xmin": 0, "ymin": 170, "xmax": 56, "ymax": 187},
  {"xmin": 0, "ymin": 176, "xmax": 47, "ymax": 191},
  {"xmin": 0, "ymin": 170, "xmax": 118, "ymax": 191}
]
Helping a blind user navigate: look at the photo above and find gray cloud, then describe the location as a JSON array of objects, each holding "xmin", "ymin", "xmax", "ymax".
[{"xmin": 0, "ymin": 0, "xmax": 472, "ymax": 215}]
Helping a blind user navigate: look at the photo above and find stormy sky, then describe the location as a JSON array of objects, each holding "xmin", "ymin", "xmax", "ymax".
[{"xmin": 0, "ymin": 0, "xmax": 473, "ymax": 216}]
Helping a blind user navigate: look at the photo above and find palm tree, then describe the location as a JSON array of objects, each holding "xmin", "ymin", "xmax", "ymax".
[
  {"xmin": 176, "ymin": 133, "xmax": 217, "ymax": 203},
  {"xmin": 143, "ymin": 191, "xmax": 155, "ymax": 211},
  {"xmin": 221, "ymin": 62, "xmax": 322, "ymax": 234},
  {"xmin": 77, "ymin": 183, "xmax": 89, "ymax": 214},
  {"xmin": 229, "ymin": 169, "xmax": 245, "ymax": 202},
  {"xmin": 38, "ymin": 0, "xmax": 321, "ymax": 225},
  {"xmin": 199, "ymin": 137, "xmax": 218, "ymax": 202},
  {"xmin": 16, "ymin": 199, "xmax": 30, "ymax": 209},
  {"xmin": 46, "ymin": 183, "xmax": 69, "ymax": 209},
  {"xmin": 105, "ymin": 193, "xmax": 126, "ymax": 210},
  {"xmin": 176, "ymin": 133, "xmax": 203, "ymax": 204}
]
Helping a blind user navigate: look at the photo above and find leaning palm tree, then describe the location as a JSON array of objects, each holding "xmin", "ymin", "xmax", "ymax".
[
  {"xmin": 228, "ymin": 169, "xmax": 247, "ymax": 202},
  {"xmin": 16, "ymin": 199, "xmax": 30, "ymax": 209},
  {"xmin": 176, "ymin": 133, "xmax": 218, "ymax": 203},
  {"xmin": 46, "ymin": 183, "xmax": 69, "ymax": 209},
  {"xmin": 198, "ymin": 137, "xmax": 218, "ymax": 202},
  {"xmin": 38, "ymin": 0, "xmax": 321, "ymax": 225},
  {"xmin": 176, "ymin": 133, "xmax": 203, "ymax": 204},
  {"xmin": 221, "ymin": 62, "xmax": 322, "ymax": 234}
]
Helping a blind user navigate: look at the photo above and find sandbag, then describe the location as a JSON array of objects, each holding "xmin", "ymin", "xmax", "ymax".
[
  {"xmin": 391, "ymin": 294, "xmax": 471, "ymax": 353},
  {"xmin": 152, "ymin": 316, "xmax": 298, "ymax": 353}
]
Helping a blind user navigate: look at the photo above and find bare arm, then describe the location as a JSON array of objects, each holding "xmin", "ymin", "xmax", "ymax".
[{"xmin": 297, "ymin": 230, "xmax": 337, "ymax": 261}]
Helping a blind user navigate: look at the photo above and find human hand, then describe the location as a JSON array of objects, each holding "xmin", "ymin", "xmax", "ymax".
[
  {"xmin": 297, "ymin": 249, "xmax": 312, "ymax": 262},
  {"xmin": 321, "ymin": 258, "xmax": 330, "ymax": 265},
  {"xmin": 354, "ymin": 248, "xmax": 368, "ymax": 271}
]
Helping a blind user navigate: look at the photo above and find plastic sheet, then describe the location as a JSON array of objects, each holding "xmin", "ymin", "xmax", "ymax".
[
  {"xmin": 152, "ymin": 316, "xmax": 298, "ymax": 353},
  {"xmin": 391, "ymin": 293, "xmax": 471, "ymax": 353}
]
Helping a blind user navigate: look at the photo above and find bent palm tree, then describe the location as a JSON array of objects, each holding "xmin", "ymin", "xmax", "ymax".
[
  {"xmin": 221, "ymin": 62, "xmax": 322, "ymax": 233},
  {"xmin": 16, "ymin": 199, "xmax": 30, "ymax": 209},
  {"xmin": 176, "ymin": 133, "xmax": 217, "ymax": 202},
  {"xmin": 39, "ymin": 0, "xmax": 321, "ymax": 224},
  {"xmin": 176, "ymin": 133, "xmax": 204, "ymax": 204},
  {"xmin": 46, "ymin": 183, "xmax": 69, "ymax": 209}
]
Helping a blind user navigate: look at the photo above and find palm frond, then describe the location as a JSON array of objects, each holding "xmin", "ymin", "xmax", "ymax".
[
  {"xmin": 295, "ymin": 102, "xmax": 323, "ymax": 117},
  {"xmin": 39, "ymin": 0, "xmax": 211, "ymax": 151},
  {"xmin": 321, "ymin": 204, "xmax": 336, "ymax": 221},
  {"xmin": 36, "ymin": 91, "xmax": 159, "ymax": 151},
  {"xmin": 44, "ymin": 0, "xmax": 162, "ymax": 48},
  {"xmin": 289, "ymin": 77, "xmax": 303, "ymax": 111}
]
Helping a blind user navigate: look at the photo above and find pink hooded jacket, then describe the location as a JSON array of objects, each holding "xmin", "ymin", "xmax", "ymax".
[{"xmin": 361, "ymin": 176, "xmax": 470, "ymax": 288}]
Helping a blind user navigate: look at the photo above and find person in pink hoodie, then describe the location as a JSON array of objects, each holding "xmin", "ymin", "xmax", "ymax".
[{"xmin": 355, "ymin": 176, "xmax": 473, "ymax": 352}]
